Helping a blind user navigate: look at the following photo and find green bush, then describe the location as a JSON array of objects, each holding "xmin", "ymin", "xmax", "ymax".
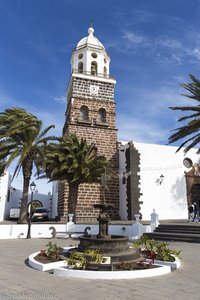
[
  {"xmin": 66, "ymin": 249, "xmax": 106, "ymax": 269},
  {"xmin": 38, "ymin": 242, "xmax": 62, "ymax": 261},
  {"xmin": 133, "ymin": 236, "xmax": 181, "ymax": 262},
  {"xmin": 67, "ymin": 252, "xmax": 88, "ymax": 269}
]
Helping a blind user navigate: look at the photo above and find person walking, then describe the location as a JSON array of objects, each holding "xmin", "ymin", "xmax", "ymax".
[
  {"xmin": 188, "ymin": 204, "xmax": 194, "ymax": 222},
  {"xmin": 192, "ymin": 202, "xmax": 199, "ymax": 222}
]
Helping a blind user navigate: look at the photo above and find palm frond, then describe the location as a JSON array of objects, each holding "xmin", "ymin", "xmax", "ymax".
[
  {"xmin": 169, "ymin": 74, "xmax": 200, "ymax": 152},
  {"xmin": 177, "ymin": 113, "xmax": 200, "ymax": 122},
  {"xmin": 36, "ymin": 124, "xmax": 56, "ymax": 141},
  {"xmin": 169, "ymin": 106, "xmax": 200, "ymax": 112}
]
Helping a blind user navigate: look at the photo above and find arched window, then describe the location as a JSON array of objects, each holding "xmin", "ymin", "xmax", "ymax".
[
  {"xmin": 80, "ymin": 106, "xmax": 89, "ymax": 121},
  {"xmin": 32, "ymin": 200, "xmax": 43, "ymax": 210},
  {"xmin": 78, "ymin": 62, "xmax": 83, "ymax": 73},
  {"xmin": 104, "ymin": 66, "xmax": 107, "ymax": 77},
  {"xmin": 91, "ymin": 61, "xmax": 97, "ymax": 76},
  {"xmin": 98, "ymin": 108, "xmax": 106, "ymax": 123}
]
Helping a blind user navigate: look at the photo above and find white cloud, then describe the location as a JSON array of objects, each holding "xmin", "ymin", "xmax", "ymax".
[
  {"xmin": 33, "ymin": 110, "xmax": 64, "ymax": 137},
  {"xmin": 193, "ymin": 48, "xmax": 200, "ymax": 60},
  {"xmin": 0, "ymin": 89, "xmax": 15, "ymax": 107},
  {"xmin": 132, "ymin": 9, "xmax": 156, "ymax": 24},
  {"xmin": 171, "ymin": 54, "xmax": 181, "ymax": 64},
  {"xmin": 109, "ymin": 28, "xmax": 186, "ymax": 66},
  {"xmin": 157, "ymin": 38, "xmax": 182, "ymax": 50},
  {"xmin": 109, "ymin": 19, "xmax": 200, "ymax": 68},
  {"xmin": 53, "ymin": 96, "xmax": 66, "ymax": 104},
  {"xmin": 8, "ymin": 166, "xmax": 52, "ymax": 195},
  {"xmin": 121, "ymin": 30, "xmax": 146, "ymax": 46},
  {"xmin": 122, "ymin": 84, "xmax": 182, "ymax": 116},
  {"xmin": 106, "ymin": 29, "xmax": 149, "ymax": 54},
  {"xmin": 116, "ymin": 82, "xmax": 193, "ymax": 145},
  {"xmin": 117, "ymin": 114, "xmax": 168, "ymax": 144}
]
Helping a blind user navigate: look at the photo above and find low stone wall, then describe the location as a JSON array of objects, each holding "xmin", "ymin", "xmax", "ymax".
[
  {"xmin": 0, "ymin": 224, "xmax": 66, "ymax": 239},
  {"xmin": 0, "ymin": 222, "xmax": 152, "ymax": 239}
]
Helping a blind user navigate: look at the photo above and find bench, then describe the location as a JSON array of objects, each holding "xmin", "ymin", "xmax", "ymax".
[
  {"xmin": 49, "ymin": 226, "xmax": 91, "ymax": 239},
  {"xmin": 56, "ymin": 231, "xmax": 84, "ymax": 239}
]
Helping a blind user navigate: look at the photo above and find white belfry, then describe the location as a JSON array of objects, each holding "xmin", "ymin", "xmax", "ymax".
[{"xmin": 71, "ymin": 26, "xmax": 110, "ymax": 77}]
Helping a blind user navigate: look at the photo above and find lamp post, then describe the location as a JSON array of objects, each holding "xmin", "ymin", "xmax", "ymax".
[
  {"xmin": 159, "ymin": 174, "xmax": 164, "ymax": 185},
  {"xmin": 26, "ymin": 181, "xmax": 36, "ymax": 239}
]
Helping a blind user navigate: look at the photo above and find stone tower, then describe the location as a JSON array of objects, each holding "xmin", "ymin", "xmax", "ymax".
[{"xmin": 58, "ymin": 26, "xmax": 119, "ymax": 222}]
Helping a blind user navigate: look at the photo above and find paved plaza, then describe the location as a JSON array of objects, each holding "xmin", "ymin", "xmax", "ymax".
[{"xmin": 0, "ymin": 237, "xmax": 199, "ymax": 300}]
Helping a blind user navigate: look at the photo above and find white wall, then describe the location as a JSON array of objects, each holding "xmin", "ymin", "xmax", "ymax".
[
  {"xmin": 0, "ymin": 222, "xmax": 151, "ymax": 240},
  {"xmin": 32, "ymin": 190, "xmax": 52, "ymax": 218},
  {"xmin": 120, "ymin": 142, "xmax": 200, "ymax": 221},
  {"xmin": 0, "ymin": 224, "xmax": 67, "ymax": 239},
  {"xmin": 4, "ymin": 188, "xmax": 21, "ymax": 220},
  {"xmin": 0, "ymin": 172, "xmax": 10, "ymax": 221},
  {"xmin": 119, "ymin": 147, "xmax": 128, "ymax": 220},
  {"xmin": 52, "ymin": 181, "xmax": 58, "ymax": 219},
  {"xmin": 0, "ymin": 177, "xmax": 55, "ymax": 220}
]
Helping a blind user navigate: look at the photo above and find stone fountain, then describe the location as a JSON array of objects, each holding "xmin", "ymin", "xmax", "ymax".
[{"xmin": 74, "ymin": 204, "xmax": 141, "ymax": 270}]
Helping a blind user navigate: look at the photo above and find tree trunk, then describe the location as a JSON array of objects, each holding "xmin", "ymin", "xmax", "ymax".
[
  {"xmin": 18, "ymin": 176, "xmax": 30, "ymax": 224},
  {"xmin": 18, "ymin": 160, "xmax": 33, "ymax": 224},
  {"xmin": 68, "ymin": 183, "xmax": 79, "ymax": 223}
]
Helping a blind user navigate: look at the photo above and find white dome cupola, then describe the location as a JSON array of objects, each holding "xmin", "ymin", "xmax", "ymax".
[{"xmin": 71, "ymin": 26, "xmax": 110, "ymax": 78}]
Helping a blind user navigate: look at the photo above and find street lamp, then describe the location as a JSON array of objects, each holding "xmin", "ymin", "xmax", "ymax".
[
  {"xmin": 155, "ymin": 174, "xmax": 165, "ymax": 185},
  {"xmin": 26, "ymin": 181, "xmax": 36, "ymax": 239}
]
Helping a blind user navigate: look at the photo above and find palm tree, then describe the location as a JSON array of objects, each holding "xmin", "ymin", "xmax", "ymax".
[
  {"xmin": 44, "ymin": 133, "xmax": 108, "ymax": 220},
  {"xmin": 0, "ymin": 107, "xmax": 58, "ymax": 223},
  {"xmin": 169, "ymin": 74, "xmax": 200, "ymax": 153},
  {"xmin": 0, "ymin": 159, "xmax": 6, "ymax": 176}
]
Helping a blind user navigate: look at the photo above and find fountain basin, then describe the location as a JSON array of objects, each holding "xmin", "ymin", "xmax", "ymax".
[
  {"xmin": 76, "ymin": 235, "xmax": 140, "ymax": 263},
  {"xmin": 78, "ymin": 235, "xmax": 129, "ymax": 253}
]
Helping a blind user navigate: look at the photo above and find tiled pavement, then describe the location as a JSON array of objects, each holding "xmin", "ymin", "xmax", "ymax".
[{"xmin": 0, "ymin": 238, "xmax": 199, "ymax": 300}]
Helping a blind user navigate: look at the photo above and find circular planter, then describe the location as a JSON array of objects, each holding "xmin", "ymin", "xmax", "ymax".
[
  {"xmin": 53, "ymin": 264, "xmax": 171, "ymax": 280},
  {"xmin": 28, "ymin": 251, "xmax": 172, "ymax": 279}
]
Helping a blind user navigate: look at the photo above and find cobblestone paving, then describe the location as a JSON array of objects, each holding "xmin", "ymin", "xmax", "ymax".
[{"xmin": 0, "ymin": 238, "xmax": 199, "ymax": 300}]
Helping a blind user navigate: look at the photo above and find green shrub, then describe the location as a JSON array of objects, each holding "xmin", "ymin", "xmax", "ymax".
[
  {"xmin": 66, "ymin": 249, "xmax": 106, "ymax": 269},
  {"xmin": 133, "ymin": 236, "xmax": 181, "ymax": 262},
  {"xmin": 38, "ymin": 242, "xmax": 62, "ymax": 261},
  {"xmin": 67, "ymin": 252, "xmax": 88, "ymax": 269}
]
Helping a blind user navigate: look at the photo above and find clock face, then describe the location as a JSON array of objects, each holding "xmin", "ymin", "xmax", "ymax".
[
  {"xmin": 90, "ymin": 85, "xmax": 99, "ymax": 96},
  {"xmin": 183, "ymin": 158, "xmax": 193, "ymax": 168}
]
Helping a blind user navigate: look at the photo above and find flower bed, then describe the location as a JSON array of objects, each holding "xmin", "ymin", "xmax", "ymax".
[
  {"xmin": 146, "ymin": 255, "xmax": 180, "ymax": 270},
  {"xmin": 29, "ymin": 252, "xmax": 66, "ymax": 272},
  {"xmin": 132, "ymin": 236, "xmax": 181, "ymax": 265},
  {"xmin": 28, "ymin": 239, "xmax": 181, "ymax": 279},
  {"xmin": 28, "ymin": 250, "xmax": 172, "ymax": 279}
]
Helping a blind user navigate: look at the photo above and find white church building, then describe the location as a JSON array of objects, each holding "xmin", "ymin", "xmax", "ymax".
[
  {"xmin": 119, "ymin": 141, "xmax": 200, "ymax": 221},
  {"xmin": 1, "ymin": 142, "xmax": 199, "ymax": 222}
]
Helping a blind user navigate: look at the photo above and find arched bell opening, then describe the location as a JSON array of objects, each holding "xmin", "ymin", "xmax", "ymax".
[
  {"xmin": 91, "ymin": 61, "xmax": 98, "ymax": 76},
  {"xmin": 98, "ymin": 108, "xmax": 106, "ymax": 123},
  {"xmin": 78, "ymin": 61, "xmax": 83, "ymax": 73},
  {"xmin": 80, "ymin": 105, "xmax": 89, "ymax": 121}
]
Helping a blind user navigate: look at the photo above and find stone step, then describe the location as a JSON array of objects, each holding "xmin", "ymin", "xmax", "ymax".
[
  {"xmin": 155, "ymin": 224, "xmax": 200, "ymax": 234},
  {"xmin": 144, "ymin": 231, "xmax": 200, "ymax": 243},
  {"xmin": 156, "ymin": 224, "xmax": 200, "ymax": 230},
  {"xmin": 155, "ymin": 229, "xmax": 200, "ymax": 234}
]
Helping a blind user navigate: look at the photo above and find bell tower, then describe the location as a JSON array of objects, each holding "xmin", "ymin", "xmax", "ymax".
[{"xmin": 58, "ymin": 26, "xmax": 119, "ymax": 221}]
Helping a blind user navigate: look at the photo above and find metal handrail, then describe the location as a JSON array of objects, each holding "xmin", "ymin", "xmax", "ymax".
[{"xmin": 72, "ymin": 69, "xmax": 115, "ymax": 80}]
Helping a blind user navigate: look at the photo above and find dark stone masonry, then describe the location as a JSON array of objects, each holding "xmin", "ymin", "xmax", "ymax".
[{"xmin": 58, "ymin": 76, "xmax": 119, "ymax": 222}]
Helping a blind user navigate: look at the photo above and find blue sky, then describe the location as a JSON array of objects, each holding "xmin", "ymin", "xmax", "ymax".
[{"xmin": 1, "ymin": 0, "xmax": 200, "ymax": 193}]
